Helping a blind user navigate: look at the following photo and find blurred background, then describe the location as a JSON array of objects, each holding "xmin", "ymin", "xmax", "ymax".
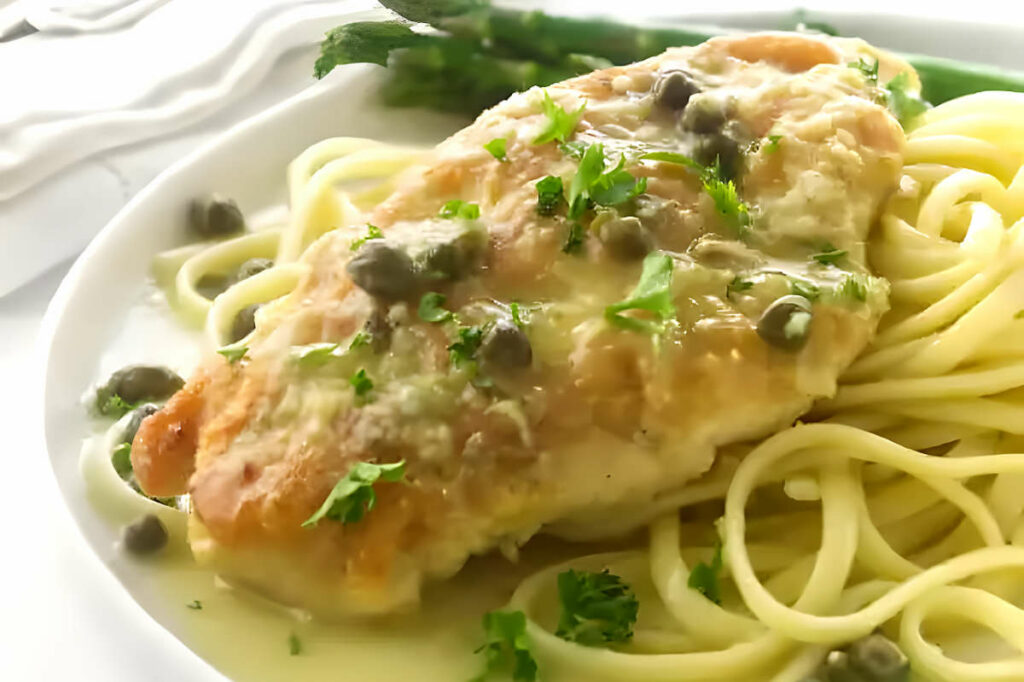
[{"xmin": 0, "ymin": 1, "xmax": 1021, "ymax": 679}]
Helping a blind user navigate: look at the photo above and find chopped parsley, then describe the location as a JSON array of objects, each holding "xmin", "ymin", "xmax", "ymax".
[
  {"xmin": 217, "ymin": 345, "xmax": 248, "ymax": 364},
  {"xmin": 350, "ymin": 223, "xmax": 383, "ymax": 251},
  {"xmin": 726, "ymin": 276, "xmax": 754, "ymax": 299},
  {"xmin": 566, "ymin": 144, "xmax": 646, "ymax": 220},
  {"xmin": 790, "ymin": 277, "xmax": 821, "ymax": 301},
  {"xmin": 294, "ymin": 342, "xmax": 339, "ymax": 368},
  {"xmin": 535, "ymin": 175, "xmax": 565, "ymax": 216},
  {"xmin": 186, "ymin": 600, "xmax": 203, "ymax": 610},
  {"xmin": 605, "ymin": 251, "xmax": 677, "ymax": 334},
  {"xmin": 811, "ymin": 244, "xmax": 847, "ymax": 266},
  {"xmin": 418, "ymin": 292, "xmax": 454, "ymax": 323},
  {"xmin": 484, "ymin": 137, "xmax": 508, "ymax": 162},
  {"xmin": 439, "ymin": 200, "xmax": 481, "ymax": 220},
  {"xmin": 850, "ymin": 57, "xmax": 880, "ymax": 85},
  {"xmin": 98, "ymin": 394, "xmax": 136, "ymax": 418},
  {"xmin": 348, "ymin": 331, "xmax": 370, "ymax": 350},
  {"xmin": 473, "ymin": 610, "xmax": 538, "ymax": 682},
  {"xmin": 562, "ymin": 222, "xmax": 587, "ymax": 254},
  {"xmin": 348, "ymin": 368, "xmax": 375, "ymax": 401},
  {"xmin": 688, "ymin": 540, "xmax": 724, "ymax": 604},
  {"xmin": 886, "ymin": 72, "xmax": 930, "ymax": 126},
  {"xmin": 288, "ymin": 633, "xmax": 302, "ymax": 656},
  {"xmin": 559, "ymin": 140, "xmax": 587, "ymax": 159},
  {"xmin": 555, "ymin": 569, "xmax": 639, "ymax": 646},
  {"xmin": 509, "ymin": 302, "xmax": 525, "ymax": 328},
  {"xmin": 763, "ymin": 134, "xmax": 783, "ymax": 154},
  {"xmin": 448, "ymin": 325, "xmax": 485, "ymax": 367},
  {"xmin": 533, "ymin": 90, "xmax": 585, "ymax": 145},
  {"xmin": 302, "ymin": 460, "xmax": 406, "ymax": 527},
  {"xmin": 641, "ymin": 152, "xmax": 751, "ymax": 237},
  {"xmin": 839, "ymin": 274, "xmax": 868, "ymax": 302},
  {"xmin": 640, "ymin": 150, "xmax": 703, "ymax": 172},
  {"xmin": 111, "ymin": 442, "xmax": 133, "ymax": 479}
]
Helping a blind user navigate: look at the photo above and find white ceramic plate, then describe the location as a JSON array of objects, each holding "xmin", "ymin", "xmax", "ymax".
[{"xmin": 39, "ymin": 11, "xmax": 1024, "ymax": 681}]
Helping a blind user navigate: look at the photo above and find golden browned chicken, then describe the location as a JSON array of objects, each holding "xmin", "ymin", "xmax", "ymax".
[{"xmin": 132, "ymin": 32, "xmax": 908, "ymax": 614}]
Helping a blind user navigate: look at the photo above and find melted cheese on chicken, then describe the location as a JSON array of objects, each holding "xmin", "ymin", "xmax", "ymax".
[{"xmin": 132, "ymin": 32, "xmax": 907, "ymax": 614}]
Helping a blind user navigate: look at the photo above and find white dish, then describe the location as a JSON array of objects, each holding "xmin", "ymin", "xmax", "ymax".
[{"xmin": 38, "ymin": 10, "xmax": 1024, "ymax": 681}]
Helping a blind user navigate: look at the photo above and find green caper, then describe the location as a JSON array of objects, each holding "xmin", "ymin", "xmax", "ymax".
[
  {"xmin": 121, "ymin": 403, "xmax": 159, "ymax": 445},
  {"xmin": 597, "ymin": 215, "xmax": 654, "ymax": 261},
  {"xmin": 654, "ymin": 70, "xmax": 700, "ymax": 110},
  {"xmin": 122, "ymin": 514, "xmax": 169, "ymax": 555},
  {"xmin": 694, "ymin": 128, "xmax": 743, "ymax": 181},
  {"xmin": 232, "ymin": 257, "xmax": 273, "ymax": 284},
  {"xmin": 102, "ymin": 365, "xmax": 184, "ymax": 406},
  {"xmin": 419, "ymin": 230, "xmax": 486, "ymax": 280},
  {"xmin": 195, "ymin": 273, "xmax": 230, "ymax": 300},
  {"xmin": 757, "ymin": 295, "xmax": 813, "ymax": 351},
  {"xmin": 847, "ymin": 634, "xmax": 910, "ymax": 682},
  {"xmin": 819, "ymin": 651, "xmax": 862, "ymax": 682},
  {"xmin": 679, "ymin": 93, "xmax": 727, "ymax": 134},
  {"xmin": 346, "ymin": 241, "xmax": 419, "ymax": 300},
  {"xmin": 481, "ymin": 320, "xmax": 532, "ymax": 369},
  {"xmin": 230, "ymin": 303, "xmax": 260, "ymax": 343},
  {"xmin": 188, "ymin": 195, "xmax": 245, "ymax": 238}
]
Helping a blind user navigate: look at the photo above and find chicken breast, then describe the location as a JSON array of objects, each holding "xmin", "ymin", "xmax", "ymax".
[{"xmin": 132, "ymin": 32, "xmax": 906, "ymax": 614}]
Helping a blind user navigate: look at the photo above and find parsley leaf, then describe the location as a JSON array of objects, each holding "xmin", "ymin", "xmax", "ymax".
[
  {"xmin": 763, "ymin": 134, "xmax": 783, "ymax": 154},
  {"xmin": 589, "ymin": 155, "xmax": 648, "ymax": 207},
  {"xmin": 439, "ymin": 200, "xmax": 481, "ymax": 220},
  {"xmin": 839, "ymin": 274, "xmax": 868, "ymax": 302},
  {"xmin": 112, "ymin": 442, "xmax": 133, "ymax": 480},
  {"xmin": 790, "ymin": 277, "xmax": 821, "ymax": 301},
  {"xmin": 885, "ymin": 72, "xmax": 929, "ymax": 127},
  {"xmin": 509, "ymin": 302, "xmax": 525, "ymax": 328},
  {"xmin": 217, "ymin": 345, "xmax": 248, "ymax": 364},
  {"xmin": 726, "ymin": 276, "xmax": 754, "ymax": 299},
  {"xmin": 484, "ymin": 137, "xmax": 508, "ymax": 162},
  {"xmin": 562, "ymin": 222, "xmax": 587, "ymax": 254},
  {"xmin": 850, "ymin": 57, "xmax": 880, "ymax": 85},
  {"xmin": 535, "ymin": 175, "xmax": 565, "ymax": 216},
  {"xmin": 288, "ymin": 633, "xmax": 302, "ymax": 656},
  {"xmin": 688, "ymin": 541, "xmax": 724, "ymax": 604},
  {"xmin": 640, "ymin": 150, "xmax": 703, "ymax": 172},
  {"xmin": 605, "ymin": 251, "xmax": 677, "ymax": 334},
  {"xmin": 533, "ymin": 90, "xmax": 585, "ymax": 145},
  {"xmin": 293, "ymin": 342, "xmax": 340, "ymax": 368},
  {"xmin": 186, "ymin": 600, "xmax": 203, "ymax": 610},
  {"xmin": 348, "ymin": 331, "xmax": 370, "ymax": 350},
  {"xmin": 567, "ymin": 143, "xmax": 606, "ymax": 219},
  {"xmin": 98, "ymin": 394, "xmax": 136, "ymax": 418},
  {"xmin": 555, "ymin": 569, "xmax": 639, "ymax": 646},
  {"xmin": 302, "ymin": 460, "xmax": 406, "ymax": 527},
  {"xmin": 811, "ymin": 244, "xmax": 847, "ymax": 266},
  {"xmin": 418, "ymin": 292, "xmax": 454, "ymax": 323},
  {"xmin": 703, "ymin": 166, "xmax": 751, "ymax": 238},
  {"xmin": 448, "ymin": 326, "xmax": 485, "ymax": 367},
  {"xmin": 559, "ymin": 140, "xmax": 587, "ymax": 159},
  {"xmin": 349, "ymin": 368, "xmax": 375, "ymax": 401},
  {"xmin": 350, "ymin": 223, "xmax": 383, "ymax": 251},
  {"xmin": 474, "ymin": 610, "xmax": 538, "ymax": 682}
]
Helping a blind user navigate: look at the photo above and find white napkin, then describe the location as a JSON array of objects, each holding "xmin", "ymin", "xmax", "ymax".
[{"xmin": 0, "ymin": 0, "xmax": 383, "ymax": 297}]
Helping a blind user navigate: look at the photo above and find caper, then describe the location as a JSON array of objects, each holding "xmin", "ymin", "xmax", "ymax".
[
  {"xmin": 654, "ymin": 70, "xmax": 700, "ymax": 110},
  {"xmin": 122, "ymin": 514, "xmax": 168, "ymax": 555},
  {"xmin": 679, "ymin": 93, "xmax": 727, "ymax": 134},
  {"xmin": 103, "ymin": 365, "xmax": 184, "ymax": 405},
  {"xmin": 847, "ymin": 634, "xmax": 910, "ymax": 682},
  {"xmin": 232, "ymin": 257, "xmax": 273, "ymax": 284},
  {"xmin": 230, "ymin": 303, "xmax": 260, "ymax": 343},
  {"xmin": 188, "ymin": 195, "xmax": 245, "ymax": 238},
  {"xmin": 757, "ymin": 295, "xmax": 813, "ymax": 351},
  {"xmin": 694, "ymin": 129, "xmax": 743, "ymax": 181},
  {"xmin": 122, "ymin": 403, "xmax": 159, "ymax": 445},
  {"xmin": 195, "ymin": 273, "xmax": 229, "ymax": 300},
  {"xmin": 598, "ymin": 216, "xmax": 654, "ymax": 260},
  {"xmin": 420, "ymin": 230, "xmax": 486, "ymax": 281},
  {"xmin": 481, "ymin": 320, "xmax": 532, "ymax": 369},
  {"xmin": 346, "ymin": 241, "xmax": 419, "ymax": 300}
]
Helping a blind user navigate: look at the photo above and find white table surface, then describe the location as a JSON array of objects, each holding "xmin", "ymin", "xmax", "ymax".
[{"xmin": 3, "ymin": 2, "xmax": 1023, "ymax": 680}]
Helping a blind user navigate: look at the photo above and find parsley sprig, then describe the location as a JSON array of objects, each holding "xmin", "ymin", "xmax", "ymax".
[
  {"xmin": 811, "ymin": 243, "xmax": 847, "ymax": 266},
  {"xmin": 418, "ymin": 291, "xmax": 455, "ymax": 323},
  {"xmin": 472, "ymin": 610, "xmax": 538, "ymax": 682},
  {"xmin": 535, "ymin": 175, "xmax": 565, "ymax": 216},
  {"xmin": 533, "ymin": 90, "xmax": 585, "ymax": 145},
  {"xmin": 605, "ymin": 251, "xmax": 677, "ymax": 334},
  {"xmin": 484, "ymin": 137, "xmax": 508, "ymax": 162},
  {"xmin": 439, "ymin": 200, "xmax": 481, "ymax": 220},
  {"xmin": 688, "ymin": 540, "xmax": 724, "ymax": 604},
  {"xmin": 640, "ymin": 152, "xmax": 750, "ymax": 237},
  {"xmin": 555, "ymin": 569, "xmax": 639, "ymax": 646},
  {"xmin": 350, "ymin": 223, "xmax": 383, "ymax": 250},
  {"xmin": 302, "ymin": 460, "xmax": 406, "ymax": 527}
]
